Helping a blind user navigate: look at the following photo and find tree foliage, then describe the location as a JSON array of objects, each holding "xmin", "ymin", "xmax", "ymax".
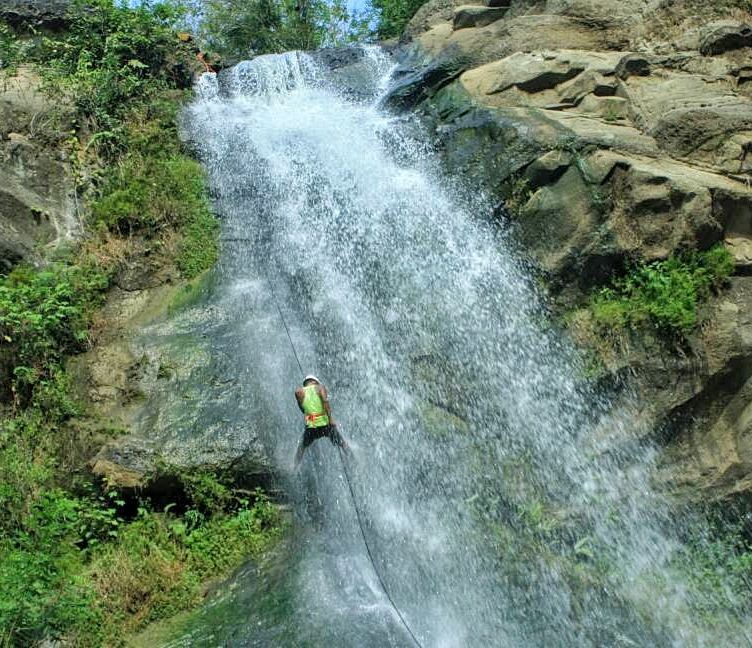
[
  {"xmin": 199, "ymin": 0, "xmax": 354, "ymax": 58},
  {"xmin": 369, "ymin": 0, "xmax": 428, "ymax": 39}
]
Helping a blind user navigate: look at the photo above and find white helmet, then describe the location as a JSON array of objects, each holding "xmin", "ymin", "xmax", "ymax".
[{"xmin": 303, "ymin": 374, "xmax": 320, "ymax": 384}]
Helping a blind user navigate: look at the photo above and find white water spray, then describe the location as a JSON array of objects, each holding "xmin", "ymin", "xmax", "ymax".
[{"xmin": 175, "ymin": 48, "xmax": 751, "ymax": 647}]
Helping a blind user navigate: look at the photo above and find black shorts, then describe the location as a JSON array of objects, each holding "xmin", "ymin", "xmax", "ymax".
[{"xmin": 301, "ymin": 425, "xmax": 344, "ymax": 448}]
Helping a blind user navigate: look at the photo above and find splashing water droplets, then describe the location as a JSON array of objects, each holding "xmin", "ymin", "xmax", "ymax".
[{"xmin": 178, "ymin": 48, "xmax": 750, "ymax": 647}]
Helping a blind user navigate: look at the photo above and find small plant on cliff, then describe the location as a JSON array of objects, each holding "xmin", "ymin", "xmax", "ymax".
[
  {"xmin": 589, "ymin": 245, "xmax": 735, "ymax": 337},
  {"xmin": 671, "ymin": 515, "xmax": 752, "ymax": 627}
]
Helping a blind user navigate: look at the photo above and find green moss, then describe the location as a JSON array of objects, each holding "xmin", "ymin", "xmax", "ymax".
[
  {"xmin": 587, "ymin": 245, "xmax": 734, "ymax": 337},
  {"xmin": 92, "ymin": 151, "xmax": 218, "ymax": 278},
  {"xmin": 168, "ymin": 273, "xmax": 213, "ymax": 314},
  {"xmin": 176, "ymin": 195, "xmax": 220, "ymax": 278}
]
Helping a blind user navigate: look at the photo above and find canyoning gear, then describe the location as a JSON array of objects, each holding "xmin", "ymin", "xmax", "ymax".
[
  {"xmin": 294, "ymin": 423, "xmax": 350, "ymax": 468},
  {"xmin": 300, "ymin": 424, "xmax": 345, "ymax": 449},
  {"xmin": 303, "ymin": 374, "xmax": 320, "ymax": 384},
  {"xmin": 301, "ymin": 384, "xmax": 330, "ymax": 428}
]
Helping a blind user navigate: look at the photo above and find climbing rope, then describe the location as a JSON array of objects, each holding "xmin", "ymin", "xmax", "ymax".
[{"xmin": 269, "ymin": 282, "xmax": 424, "ymax": 648}]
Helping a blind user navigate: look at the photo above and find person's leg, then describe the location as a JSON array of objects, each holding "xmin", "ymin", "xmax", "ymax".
[
  {"xmin": 328, "ymin": 425, "xmax": 350, "ymax": 455},
  {"xmin": 294, "ymin": 428, "xmax": 315, "ymax": 467}
]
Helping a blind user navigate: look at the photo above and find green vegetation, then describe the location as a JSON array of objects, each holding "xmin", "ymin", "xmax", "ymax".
[
  {"xmin": 586, "ymin": 245, "xmax": 734, "ymax": 337},
  {"xmin": 0, "ymin": 262, "xmax": 109, "ymax": 403},
  {"xmin": 370, "ymin": 0, "xmax": 428, "ymax": 39},
  {"xmin": 670, "ymin": 516, "xmax": 752, "ymax": 628},
  {"xmin": 0, "ymin": 3, "xmax": 282, "ymax": 645},
  {"xmin": 0, "ymin": 458, "xmax": 283, "ymax": 646},
  {"xmin": 197, "ymin": 0, "xmax": 428, "ymax": 50},
  {"xmin": 197, "ymin": 0, "xmax": 371, "ymax": 59},
  {"xmin": 86, "ymin": 484, "xmax": 283, "ymax": 641}
]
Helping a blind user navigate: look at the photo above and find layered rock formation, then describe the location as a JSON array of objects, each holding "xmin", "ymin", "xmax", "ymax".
[{"xmin": 388, "ymin": 0, "xmax": 752, "ymax": 501}]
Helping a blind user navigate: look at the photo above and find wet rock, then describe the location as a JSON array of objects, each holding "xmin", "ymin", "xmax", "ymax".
[
  {"xmin": 389, "ymin": 0, "xmax": 752, "ymax": 503},
  {"xmin": 311, "ymin": 47, "xmax": 395, "ymax": 101},
  {"xmin": 91, "ymin": 437, "xmax": 159, "ymax": 489},
  {"xmin": 700, "ymin": 22, "xmax": 752, "ymax": 56},
  {"xmin": 92, "ymin": 432, "xmax": 273, "ymax": 493},
  {"xmin": 383, "ymin": 49, "xmax": 469, "ymax": 110},
  {"xmin": 309, "ymin": 46, "xmax": 367, "ymax": 70},
  {"xmin": 76, "ymin": 280, "xmax": 276, "ymax": 492}
]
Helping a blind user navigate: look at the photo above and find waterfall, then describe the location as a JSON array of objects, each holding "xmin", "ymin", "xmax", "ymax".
[{"xmin": 173, "ymin": 48, "xmax": 750, "ymax": 647}]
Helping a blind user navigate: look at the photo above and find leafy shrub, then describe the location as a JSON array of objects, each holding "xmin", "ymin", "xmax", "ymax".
[
  {"xmin": 40, "ymin": 0, "xmax": 183, "ymax": 138},
  {"xmin": 0, "ymin": 21, "xmax": 21, "ymax": 70},
  {"xmin": 179, "ymin": 470, "xmax": 233, "ymax": 515},
  {"xmin": 93, "ymin": 155, "xmax": 205, "ymax": 233},
  {"xmin": 0, "ymin": 263, "xmax": 110, "ymax": 401},
  {"xmin": 0, "ymin": 489, "xmax": 103, "ymax": 647},
  {"xmin": 186, "ymin": 495, "xmax": 281, "ymax": 576},
  {"xmin": 589, "ymin": 245, "xmax": 734, "ymax": 336}
]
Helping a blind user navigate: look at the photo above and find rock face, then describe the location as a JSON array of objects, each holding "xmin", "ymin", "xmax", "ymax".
[
  {"xmin": 0, "ymin": 0, "xmax": 72, "ymax": 30},
  {"xmin": 72, "ymin": 279, "xmax": 276, "ymax": 492},
  {"xmin": 453, "ymin": 5, "xmax": 509, "ymax": 30},
  {"xmin": 389, "ymin": 0, "xmax": 752, "ymax": 502},
  {"xmin": 0, "ymin": 67, "xmax": 77, "ymax": 272}
]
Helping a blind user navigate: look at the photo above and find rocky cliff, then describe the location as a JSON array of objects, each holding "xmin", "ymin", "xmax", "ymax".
[
  {"xmin": 0, "ymin": 66, "xmax": 77, "ymax": 272},
  {"xmin": 386, "ymin": 0, "xmax": 752, "ymax": 503}
]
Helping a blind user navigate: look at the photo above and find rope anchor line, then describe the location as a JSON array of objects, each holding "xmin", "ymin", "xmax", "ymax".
[{"xmin": 269, "ymin": 281, "xmax": 423, "ymax": 648}]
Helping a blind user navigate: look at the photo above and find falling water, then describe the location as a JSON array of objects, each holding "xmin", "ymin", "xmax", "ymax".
[{"xmin": 161, "ymin": 48, "xmax": 752, "ymax": 646}]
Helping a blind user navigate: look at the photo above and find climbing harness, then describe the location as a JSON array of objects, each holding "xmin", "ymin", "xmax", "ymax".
[{"xmin": 269, "ymin": 282, "xmax": 424, "ymax": 648}]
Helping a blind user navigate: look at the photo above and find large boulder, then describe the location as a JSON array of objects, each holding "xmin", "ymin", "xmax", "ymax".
[
  {"xmin": 700, "ymin": 21, "xmax": 752, "ymax": 56},
  {"xmin": 71, "ymin": 280, "xmax": 276, "ymax": 492}
]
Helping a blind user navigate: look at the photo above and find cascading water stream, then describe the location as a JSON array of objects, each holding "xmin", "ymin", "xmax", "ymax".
[{"xmin": 164, "ymin": 47, "xmax": 752, "ymax": 647}]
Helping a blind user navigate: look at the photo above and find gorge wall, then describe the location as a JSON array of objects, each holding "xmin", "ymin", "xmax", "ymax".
[{"xmin": 382, "ymin": 0, "xmax": 752, "ymax": 505}]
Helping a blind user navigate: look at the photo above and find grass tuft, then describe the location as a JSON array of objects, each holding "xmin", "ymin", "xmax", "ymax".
[{"xmin": 587, "ymin": 245, "xmax": 734, "ymax": 337}]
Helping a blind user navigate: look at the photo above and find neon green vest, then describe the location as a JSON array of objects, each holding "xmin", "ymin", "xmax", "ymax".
[{"xmin": 302, "ymin": 385, "xmax": 329, "ymax": 428}]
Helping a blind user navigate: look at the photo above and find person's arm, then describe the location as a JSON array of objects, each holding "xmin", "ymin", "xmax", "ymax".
[
  {"xmin": 318, "ymin": 384, "xmax": 335, "ymax": 426},
  {"xmin": 295, "ymin": 388, "xmax": 305, "ymax": 413}
]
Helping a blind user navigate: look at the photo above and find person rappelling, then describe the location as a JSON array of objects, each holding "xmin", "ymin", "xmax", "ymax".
[{"xmin": 294, "ymin": 375, "xmax": 350, "ymax": 467}]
